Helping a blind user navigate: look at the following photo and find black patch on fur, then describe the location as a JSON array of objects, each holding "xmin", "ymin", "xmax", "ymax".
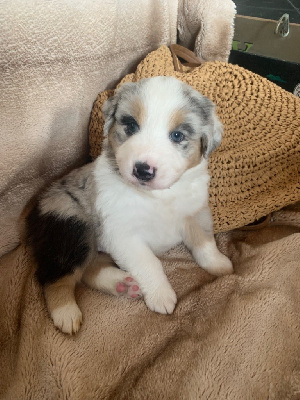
[
  {"xmin": 26, "ymin": 205, "xmax": 92, "ymax": 285},
  {"xmin": 119, "ymin": 115, "xmax": 139, "ymax": 136},
  {"xmin": 120, "ymin": 115, "xmax": 136, "ymax": 126},
  {"xmin": 201, "ymin": 136, "xmax": 209, "ymax": 157}
]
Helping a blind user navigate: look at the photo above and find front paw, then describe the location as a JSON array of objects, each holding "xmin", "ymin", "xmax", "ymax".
[
  {"xmin": 144, "ymin": 281, "xmax": 177, "ymax": 314},
  {"xmin": 194, "ymin": 245, "xmax": 233, "ymax": 277}
]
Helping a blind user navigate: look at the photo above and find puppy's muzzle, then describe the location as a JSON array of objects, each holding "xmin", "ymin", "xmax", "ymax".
[{"xmin": 133, "ymin": 162, "xmax": 156, "ymax": 182}]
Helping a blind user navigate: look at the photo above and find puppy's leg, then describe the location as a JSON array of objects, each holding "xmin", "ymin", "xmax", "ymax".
[
  {"xmin": 27, "ymin": 206, "xmax": 94, "ymax": 334},
  {"xmin": 109, "ymin": 239, "xmax": 177, "ymax": 314},
  {"xmin": 183, "ymin": 208, "xmax": 233, "ymax": 276},
  {"xmin": 82, "ymin": 253, "xmax": 142, "ymax": 299},
  {"xmin": 44, "ymin": 269, "xmax": 83, "ymax": 335}
]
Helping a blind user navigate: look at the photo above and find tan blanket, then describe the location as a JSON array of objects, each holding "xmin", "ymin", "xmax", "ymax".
[{"xmin": 1, "ymin": 205, "xmax": 299, "ymax": 399}]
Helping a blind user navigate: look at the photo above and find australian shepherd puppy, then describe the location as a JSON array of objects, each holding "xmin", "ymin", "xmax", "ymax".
[{"xmin": 26, "ymin": 76, "xmax": 233, "ymax": 334}]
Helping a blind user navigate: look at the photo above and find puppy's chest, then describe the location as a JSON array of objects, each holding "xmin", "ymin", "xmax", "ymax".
[
  {"xmin": 155, "ymin": 182, "xmax": 203, "ymax": 217},
  {"xmin": 99, "ymin": 177, "xmax": 206, "ymax": 253}
]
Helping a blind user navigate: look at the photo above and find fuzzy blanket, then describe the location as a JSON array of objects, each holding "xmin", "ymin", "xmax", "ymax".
[{"xmin": 1, "ymin": 204, "xmax": 299, "ymax": 399}]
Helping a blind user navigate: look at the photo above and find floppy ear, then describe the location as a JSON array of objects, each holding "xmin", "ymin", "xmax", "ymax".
[
  {"xmin": 102, "ymin": 82, "xmax": 138, "ymax": 136},
  {"xmin": 183, "ymin": 84, "xmax": 223, "ymax": 158},
  {"xmin": 102, "ymin": 94, "xmax": 118, "ymax": 137},
  {"xmin": 200, "ymin": 103, "xmax": 223, "ymax": 158}
]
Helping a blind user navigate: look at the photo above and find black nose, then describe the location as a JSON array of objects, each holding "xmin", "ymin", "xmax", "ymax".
[{"xmin": 133, "ymin": 162, "xmax": 156, "ymax": 182}]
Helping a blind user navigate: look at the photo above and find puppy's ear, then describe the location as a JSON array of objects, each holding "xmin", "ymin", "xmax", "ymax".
[
  {"xmin": 183, "ymin": 84, "xmax": 223, "ymax": 158},
  {"xmin": 102, "ymin": 95, "xmax": 118, "ymax": 136},
  {"xmin": 200, "ymin": 102, "xmax": 223, "ymax": 158},
  {"xmin": 102, "ymin": 82, "xmax": 138, "ymax": 136}
]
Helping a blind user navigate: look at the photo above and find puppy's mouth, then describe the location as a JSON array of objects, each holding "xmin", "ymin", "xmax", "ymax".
[
  {"xmin": 129, "ymin": 170, "xmax": 178, "ymax": 191},
  {"xmin": 118, "ymin": 169, "xmax": 165, "ymax": 190},
  {"xmin": 130, "ymin": 173, "xmax": 158, "ymax": 190},
  {"xmin": 116, "ymin": 157, "xmax": 181, "ymax": 190}
]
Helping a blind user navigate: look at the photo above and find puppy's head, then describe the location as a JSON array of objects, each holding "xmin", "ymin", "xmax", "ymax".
[{"xmin": 102, "ymin": 76, "xmax": 222, "ymax": 190}]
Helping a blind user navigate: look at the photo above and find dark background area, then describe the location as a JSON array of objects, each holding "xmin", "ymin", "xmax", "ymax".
[
  {"xmin": 228, "ymin": 1, "xmax": 300, "ymax": 94},
  {"xmin": 234, "ymin": 0, "xmax": 300, "ymax": 23}
]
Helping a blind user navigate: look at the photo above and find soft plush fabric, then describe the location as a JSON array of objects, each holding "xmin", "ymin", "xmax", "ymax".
[
  {"xmin": 0, "ymin": 0, "xmax": 236, "ymax": 259},
  {"xmin": 0, "ymin": 0, "xmax": 179, "ymax": 257},
  {"xmin": 89, "ymin": 45, "xmax": 300, "ymax": 232},
  {"xmin": 0, "ymin": 205, "xmax": 299, "ymax": 399},
  {"xmin": 178, "ymin": 0, "xmax": 236, "ymax": 62}
]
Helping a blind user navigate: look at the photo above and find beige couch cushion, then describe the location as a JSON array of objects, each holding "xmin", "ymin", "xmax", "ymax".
[{"xmin": 0, "ymin": 0, "xmax": 178, "ymax": 256}]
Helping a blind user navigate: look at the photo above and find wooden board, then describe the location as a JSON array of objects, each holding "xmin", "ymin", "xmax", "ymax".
[{"xmin": 233, "ymin": 15, "xmax": 300, "ymax": 63}]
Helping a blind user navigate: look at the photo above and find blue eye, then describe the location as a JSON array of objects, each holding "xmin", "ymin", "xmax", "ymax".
[{"xmin": 170, "ymin": 131, "xmax": 185, "ymax": 143}]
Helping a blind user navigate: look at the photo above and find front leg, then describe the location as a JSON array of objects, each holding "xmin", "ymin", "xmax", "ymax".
[
  {"xmin": 109, "ymin": 238, "xmax": 177, "ymax": 314},
  {"xmin": 182, "ymin": 208, "xmax": 233, "ymax": 276}
]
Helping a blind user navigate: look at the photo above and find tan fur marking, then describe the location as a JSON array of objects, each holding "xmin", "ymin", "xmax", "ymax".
[
  {"xmin": 131, "ymin": 98, "xmax": 146, "ymax": 127},
  {"xmin": 168, "ymin": 109, "xmax": 185, "ymax": 133},
  {"xmin": 45, "ymin": 269, "xmax": 83, "ymax": 311},
  {"xmin": 82, "ymin": 253, "xmax": 115, "ymax": 289},
  {"xmin": 187, "ymin": 141, "xmax": 202, "ymax": 170},
  {"xmin": 44, "ymin": 269, "xmax": 83, "ymax": 334},
  {"xmin": 184, "ymin": 216, "xmax": 211, "ymax": 250}
]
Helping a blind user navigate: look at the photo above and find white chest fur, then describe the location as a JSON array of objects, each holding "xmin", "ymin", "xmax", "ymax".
[{"xmin": 93, "ymin": 154, "xmax": 210, "ymax": 255}]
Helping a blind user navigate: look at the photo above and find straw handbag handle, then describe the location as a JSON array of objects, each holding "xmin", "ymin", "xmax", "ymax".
[{"xmin": 169, "ymin": 44, "xmax": 205, "ymax": 72}]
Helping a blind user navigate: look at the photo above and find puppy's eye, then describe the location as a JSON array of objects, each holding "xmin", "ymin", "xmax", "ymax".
[
  {"xmin": 170, "ymin": 131, "xmax": 185, "ymax": 143},
  {"xmin": 126, "ymin": 121, "xmax": 139, "ymax": 135},
  {"xmin": 120, "ymin": 115, "xmax": 139, "ymax": 136}
]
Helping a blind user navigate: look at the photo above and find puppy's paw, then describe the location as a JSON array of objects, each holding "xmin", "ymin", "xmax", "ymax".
[
  {"xmin": 194, "ymin": 245, "xmax": 233, "ymax": 276},
  {"xmin": 115, "ymin": 276, "xmax": 142, "ymax": 299},
  {"xmin": 51, "ymin": 303, "xmax": 83, "ymax": 335},
  {"xmin": 144, "ymin": 282, "xmax": 177, "ymax": 314},
  {"xmin": 91, "ymin": 266, "xmax": 142, "ymax": 299}
]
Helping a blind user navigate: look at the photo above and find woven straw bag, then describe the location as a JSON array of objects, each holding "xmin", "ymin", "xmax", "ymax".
[{"xmin": 89, "ymin": 45, "xmax": 300, "ymax": 232}]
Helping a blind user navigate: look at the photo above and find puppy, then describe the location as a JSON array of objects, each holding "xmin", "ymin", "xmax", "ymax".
[{"xmin": 26, "ymin": 76, "xmax": 233, "ymax": 334}]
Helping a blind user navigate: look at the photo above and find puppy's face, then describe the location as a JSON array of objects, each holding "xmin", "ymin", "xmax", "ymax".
[{"xmin": 102, "ymin": 77, "xmax": 222, "ymax": 190}]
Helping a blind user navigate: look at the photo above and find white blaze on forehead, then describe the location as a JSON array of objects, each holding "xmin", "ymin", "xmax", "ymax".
[{"xmin": 139, "ymin": 77, "xmax": 187, "ymax": 133}]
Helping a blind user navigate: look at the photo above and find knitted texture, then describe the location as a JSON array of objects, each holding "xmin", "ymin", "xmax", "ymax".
[{"xmin": 89, "ymin": 46, "xmax": 300, "ymax": 232}]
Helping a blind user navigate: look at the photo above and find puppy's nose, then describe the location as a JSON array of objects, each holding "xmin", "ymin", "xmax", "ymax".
[{"xmin": 133, "ymin": 162, "xmax": 156, "ymax": 182}]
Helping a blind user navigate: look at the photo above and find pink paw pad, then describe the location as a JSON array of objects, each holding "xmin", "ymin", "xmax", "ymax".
[
  {"xmin": 116, "ymin": 282, "xmax": 127, "ymax": 293},
  {"xmin": 116, "ymin": 277, "xmax": 142, "ymax": 299}
]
